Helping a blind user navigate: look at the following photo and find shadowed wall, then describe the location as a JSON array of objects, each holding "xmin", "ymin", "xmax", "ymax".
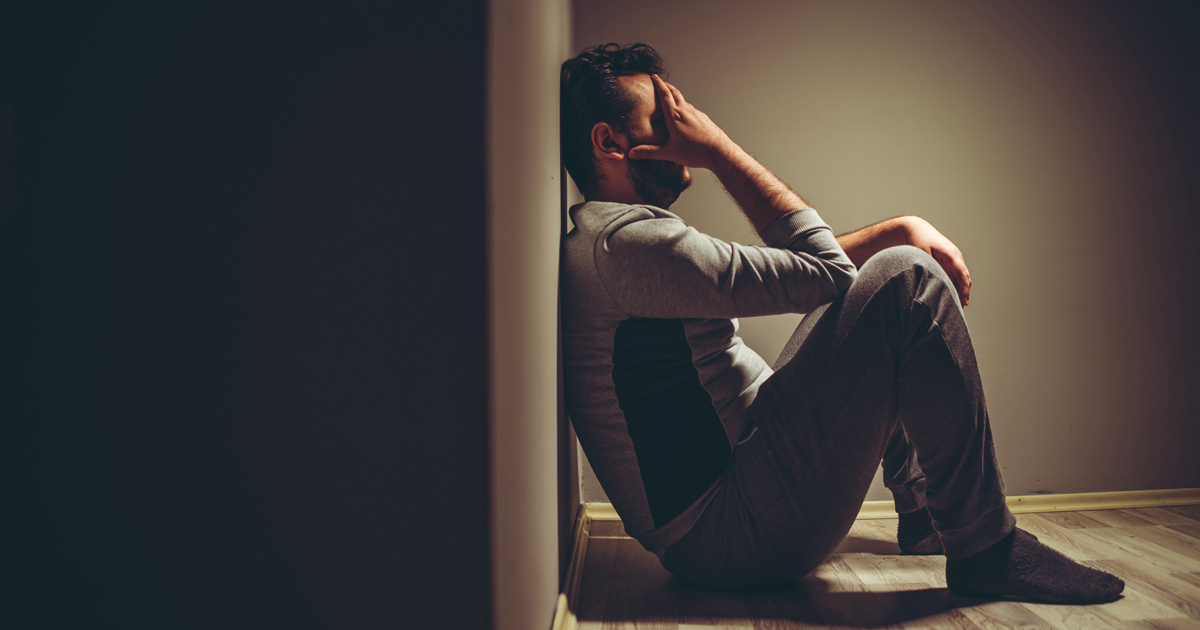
[
  {"xmin": 573, "ymin": 0, "xmax": 1199, "ymax": 503},
  {"xmin": 2, "ymin": 2, "xmax": 492, "ymax": 627}
]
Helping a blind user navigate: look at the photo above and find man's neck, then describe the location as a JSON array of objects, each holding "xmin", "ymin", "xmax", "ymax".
[
  {"xmin": 587, "ymin": 188, "xmax": 648, "ymax": 206},
  {"xmin": 588, "ymin": 171, "xmax": 646, "ymax": 205}
]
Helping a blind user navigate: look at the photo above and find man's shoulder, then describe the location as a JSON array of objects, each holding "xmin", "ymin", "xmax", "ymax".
[{"xmin": 570, "ymin": 201, "xmax": 685, "ymax": 235}]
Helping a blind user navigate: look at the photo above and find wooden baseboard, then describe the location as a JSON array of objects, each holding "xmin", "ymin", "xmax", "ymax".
[
  {"xmin": 548, "ymin": 487, "xmax": 1200, "ymax": 630},
  {"xmin": 856, "ymin": 487, "xmax": 1200, "ymax": 519},
  {"xmin": 550, "ymin": 503, "xmax": 591, "ymax": 630}
]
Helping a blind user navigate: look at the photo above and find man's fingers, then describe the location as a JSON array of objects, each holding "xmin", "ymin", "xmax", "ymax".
[
  {"xmin": 951, "ymin": 255, "xmax": 971, "ymax": 307},
  {"xmin": 652, "ymin": 74, "xmax": 677, "ymax": 110},
  {"xmin": 932, "ymin": 247, "xmax": 971, "ymax": 308},
  {"xmin": 948, "ymin": 269, "xmax": 969, "ymax": 308},
  {"xmin": 666, "ymin": 81, "xmax": 686, "ymax": 107},
  {"xmin": 628, "ymin": 143, "xmax": 666, "ymax": 160}
]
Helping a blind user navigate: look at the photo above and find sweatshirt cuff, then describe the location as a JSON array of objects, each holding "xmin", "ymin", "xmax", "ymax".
[{"xmin": 760, "ymin": 207, "xmax": 830, "ymax": 249}]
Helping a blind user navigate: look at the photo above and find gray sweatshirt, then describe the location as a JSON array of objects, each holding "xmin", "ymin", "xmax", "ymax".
[{"xmin": 561, "ymin": 201, "xmax": 858, "ymax": 551}]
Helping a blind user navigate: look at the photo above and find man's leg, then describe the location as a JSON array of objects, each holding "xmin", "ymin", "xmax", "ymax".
[
  {"xmin": 749, "ymin": 244, "xmax": 1013, "ymax": 560},
  {"xmin": 665, "ymin": 245, "xmax": 1005, "ymax": 586},
  {"xmin": 880, "ymin": 423, "xmax": 927, "ymax": 514},
  {"xmin": 777, "ymin": 308, "xmax": 939, "ymax": 553},
  {"xmin": 880, "ymin": 422, "xmax": 948, "ymax": 555},
  {"xmin": 664, "ymin": 246, "xmax": 1123, "ymax": 603}
]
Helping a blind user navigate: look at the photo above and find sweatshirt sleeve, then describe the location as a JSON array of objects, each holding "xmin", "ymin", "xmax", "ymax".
[{"xmin": 594, "ymin": 207, "xmax": 858, "ymax": 319}]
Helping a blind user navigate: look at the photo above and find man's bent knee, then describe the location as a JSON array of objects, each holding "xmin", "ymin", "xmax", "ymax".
[
  {"xmin": 861, "ymin": 245, "xmax": 936, "ymax": 275},
  {"xmin": 851, "ymin": 245, "xmax": 963, "ymax": 317},
  {"xmin": 849, "ymin": 244, "xmax": 931, "ymax": 289},
  {"xmin": 844, "ymin": 245, "xmax": 958, "ymax": 308}
]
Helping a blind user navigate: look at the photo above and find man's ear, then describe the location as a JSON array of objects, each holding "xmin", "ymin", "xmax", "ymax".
[{"xmin": 590, "ymin": 122, "xmax": 627, "ymax": 163}]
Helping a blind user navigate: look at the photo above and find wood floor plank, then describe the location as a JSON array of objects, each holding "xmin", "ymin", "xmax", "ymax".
[
  {"xmin": 836, "ymin": 520, "xmax": 902, "ymax": 555},
  {"xmin": 580, "ymin": 538, "xmax": 623, "ymax": 628},
  {"xmin": 897, "ymin": 607, "xmax": 981, "ymax": 630},
  {"xmin": 1150, "ymin": 617, "xmax": 1200, "ymax": 629},
  {"xmin": 808, "ymin": 554, "xmax": 866, "ymax": 590},
  {"xmin": 612, "ymin": 537, "xmax": 675, "ymax": 582},
  {"xmin": 1137, "ymin": 507, "xmax": 1200, "ymax": 528},
  {"xmin": 955, "ymin": 600, "xmax": 1055, "ymax": 630},
  {"xmin": 1172, "ymin": 572, "xmax": 1200, "ymax": 590},
  {"xmin": 676, "ymin": 583, "xmax": 754, "ymax": 630},
  {"xmin": 1128, "ymin": 526, "xmax": 1200, "ymax": 562},
  {"xmin": 801, "ymin": 558, "xmax": 907, "ymax": 629},
  {"xmin": 1017, "ymin": 600, "xmax": 1126, "ymax": 629},
  {"xmin": 1086, "ymin": 558, "xmax": 1200, "ymax": 620},
  {"xmin": 841, "ymin": 552, "xmax": 944, "ymax": 586},
  {"xmin": 1086, "ymin": 509, "xmax": 1165, "ymax": 528},
  {"xmin": 828, "ymin": 581, "xmax": 986, "ymax": 630},
  {"xmin": 1074, "ymin": 527, "xmax": 1200, "ymax": 573},
  {"xmin": 835, "ymin": 534, "xmax": 898, "ymax": 556},
  {"xmin": 854, "ymin": 518, "xmax": 902, "ymax": 544},
  {"xmin": 1167, "ymin": 523, "xmax": 1200, "ymax": 542},
  {"xmin": 584, "ymin": 538, "xmax": 621, "ymax": 584},
  {"xmin": 1164, "ymin": 506, "xmax": 1200, "ymax": 522},
  {"xmin": 854, "ymin": 582, "xmax": 981, "ymax": 630},
  {"xmin": 1123, "ymin": 619, "xmax": 1200, "ymax": 628},
  {"xmin": 1014, "ymin": 513, "xmax": 1112, "ymax": 561},
  {"xmin": 799, "ymin": 578, "xmax": 906, "ymax": 630},
  {"xmin": 744, "ymin": 587, "xmax": 828, "ymax": 630},
  {"xmin": 1091, "ymin": 581, "xmax": 1190, "ymax": 622},
  {"xmin": 574, "ymin": 505, "xmax": 1200, "ymax": 629},
  {"xmin": 1123, "ymin": 619, "xmax": 1200, "ymax": 630},
  {"xmin": 1037, "ymin": 510, "xmax": 1111, "ymax": 530},
  {"xmin": 603, "ymin": 580, "xmax": 679, "ymax": 630}
]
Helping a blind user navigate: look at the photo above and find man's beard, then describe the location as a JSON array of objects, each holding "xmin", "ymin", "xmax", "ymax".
[{"xmin": 626, "ymin": 138, "xmax": 692, "ymax": 208}]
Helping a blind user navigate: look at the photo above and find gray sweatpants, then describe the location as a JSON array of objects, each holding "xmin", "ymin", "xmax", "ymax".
[{"xmin": 661, "ymin": 245, "xmax": 1017, "ymax": 590}]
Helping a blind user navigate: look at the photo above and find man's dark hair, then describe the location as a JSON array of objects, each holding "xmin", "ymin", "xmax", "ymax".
[{"xmin": 560, "ymin": 43, "xmax": 665, "ymax": 197}]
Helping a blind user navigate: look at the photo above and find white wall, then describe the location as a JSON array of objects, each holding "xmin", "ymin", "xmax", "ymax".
[
  {"xmin": 574, "ymin": 0, "xmax": 1200, "ymax": 503},
  {"xmin": 489, "ymin": 0, "xmax": 572, "ymax": 629}
]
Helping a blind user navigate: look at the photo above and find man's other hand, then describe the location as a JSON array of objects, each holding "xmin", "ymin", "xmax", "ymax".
[
  {"xmin": 905, "ymin": 217, "xmax": 972, "ymax": 308},
  {"xmin": 628, "ymin": 74, "xmax": 733, "ymax": 170}
]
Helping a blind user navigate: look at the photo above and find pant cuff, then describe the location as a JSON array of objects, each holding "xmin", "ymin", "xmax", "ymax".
[
  {"xmin": 888, "ymin": 477, "xmax": 927, "ymax": 514},
  {"xmin": 935, "ymin": 502, "xmax": 1017, "ymax": 559}
]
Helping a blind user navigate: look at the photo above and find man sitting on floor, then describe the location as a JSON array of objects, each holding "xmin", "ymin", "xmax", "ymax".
[{"xmin": 559, "ymin": 43, "xmax": 1124, "ymax": 604}]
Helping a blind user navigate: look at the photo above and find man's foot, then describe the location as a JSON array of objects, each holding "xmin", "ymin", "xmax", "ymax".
[
  {"xmin": 897, "ymin": 508, "xmax": 943, "ymax": 555},
  {"xmin": 946, "ymin": 528, "xmax": 1124, "ymax": 604}
]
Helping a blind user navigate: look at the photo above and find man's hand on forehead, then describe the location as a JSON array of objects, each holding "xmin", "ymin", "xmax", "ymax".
[{"xmin": 628, "ymin": 74, "xmax": 735, "ymax": 171}]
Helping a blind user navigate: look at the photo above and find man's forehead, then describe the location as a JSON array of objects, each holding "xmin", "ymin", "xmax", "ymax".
[{"xmin": 617, "ymin": 73, "xmax": 655, "ymax": 111}]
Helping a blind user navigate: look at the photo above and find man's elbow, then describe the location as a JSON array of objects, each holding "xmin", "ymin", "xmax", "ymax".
[{"xmin": 832, "ymin": 262, "xmax": 858, "ymax": 297}]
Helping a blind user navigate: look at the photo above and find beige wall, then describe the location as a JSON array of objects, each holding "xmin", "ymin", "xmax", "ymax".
[
  {"xmin": 574, "ymin": 0, "xmax": 1199, "ymax": 503},
  {"xmin": 490, "ymin": 0, "xmax": 572, "ymax": 629}
]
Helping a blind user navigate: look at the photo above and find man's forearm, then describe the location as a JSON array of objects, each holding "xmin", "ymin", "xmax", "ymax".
[
  {"xmin": 707, "ymin": 144, "xmax": 911, "ymax": 269},
  {"xmin": 707, "ymin": 142, "xmax": 810, "ymax": 237},
  {"xmin": 836, "ymin": 216, "xmax": 915, "ymax": 268}
]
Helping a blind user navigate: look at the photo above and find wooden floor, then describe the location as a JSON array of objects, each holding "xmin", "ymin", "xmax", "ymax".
[{"xmin": 576, "ymin": 505, "xmax": 1200, "ymax": 629}]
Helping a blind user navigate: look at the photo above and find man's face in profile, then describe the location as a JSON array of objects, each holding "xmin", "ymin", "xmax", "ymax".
[{"xmin": 617, "ymin": 73, "xmax": 692, "ymax": 208}]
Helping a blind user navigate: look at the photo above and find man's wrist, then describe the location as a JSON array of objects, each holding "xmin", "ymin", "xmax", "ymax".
[
  {"xmin": 837, "ymin": 216, "xmax": 921, "ymax": 268},
  {"xmin": 894, "ymin": 216, "xmax": 926, "ymax": 247},
  {"xmin": 703, "ymin": 137, "xmax": 742, "ymax": 173}
]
